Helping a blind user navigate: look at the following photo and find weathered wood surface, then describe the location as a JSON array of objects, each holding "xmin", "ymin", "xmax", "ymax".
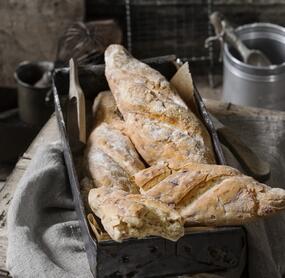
[
  {"xmin": 0, "ymin": 115, "xmax": 59, "ymax": 275},
  {"xmin": 205, "ymin": 99, "xmax": 285, "ymax": 188},
  {"xmin": 1, "ymin": 100, "xmax": 285, "ymax": 276},
  {"xmin": 0, "ymin": 160, "xmax": 27, "ymax": 277}
]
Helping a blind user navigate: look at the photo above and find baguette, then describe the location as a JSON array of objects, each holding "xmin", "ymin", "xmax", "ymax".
[
  {"xmin": 88, "ymin": 187, "xmax": 184, "ymax": 242},
  {"xmin": 86, "ymin": 91, "xmax": 145, "ymax": 192},
  {"xmin": 134, "ymin": 161, "xmax": 285, "ymax": 225},
  {"xmin": 86, "ymin": 123, "xmax": 144, "ymax": 193},
  {"xmin": 92, "ymin": 90, "xmax": 124, "ymax": 130},
  {"xmin": 86, "ymin": 93, "xmax": 184, "ymax": 241},
  {"xmin": 105, "ymin": 44, "xmax": 215, "ymax": 165},
  {"xmin": 86, "ymin": 124, "xmax": 185, "ymax": 241}
]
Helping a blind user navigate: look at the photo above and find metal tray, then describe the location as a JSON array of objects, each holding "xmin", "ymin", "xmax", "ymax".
[{"xmin": 53, "ymin": 57, "xmax": 247, "ymax": 278}]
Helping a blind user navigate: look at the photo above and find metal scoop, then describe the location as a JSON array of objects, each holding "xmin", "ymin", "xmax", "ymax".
[{"xmin": 209, "ymin": 12, "xmax": 271, "ymax": 67}]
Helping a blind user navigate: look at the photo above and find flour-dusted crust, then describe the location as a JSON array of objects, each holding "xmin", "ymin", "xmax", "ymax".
[
  {"xmin": 85, "ymin": 48, "xmax": 285, "ymax": 240},
  {"xmin": 86, "ymin": 122, "xmax": 186, "ymax": 241},
  {"xmin": 86, "ymin": 144, "xmax": 136, "ymax": 192},
  {"xmin": 86, "ymin": 123, "xmax": 144, "ymax": 193},
  {"xmin": 105, "ymin": 44, "xmax": 215, "ymax": 165},
  {"xmin": 180, "ymin": 175, "xmax": 285, "ymax": 226},
  {"xmin": 88, "ymin": 187, "xmax": 184, "ymax": 242},
  {"xmin": 89, "ymin": 123, "xmax": 145, "ymax": 176},
  {"xmin": 134, "ymin": 161, "xmax": 285, "ymax": 225},
  {"xmin": 92, "ymin": 90, "xmax": 124, "ymax": 130},
  {"xmin": 86, "ymin": 93, "xmax": 185, "ymax": 241},
  {"xmin": 134, "ymin": 160, "xmax": 239, "ymax": 193},
  {"xmin": 85, "ymin": 91, "xmax": 145, "ymax": 193}
]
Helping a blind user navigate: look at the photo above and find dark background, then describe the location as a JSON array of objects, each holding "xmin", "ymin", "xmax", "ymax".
[{"xmin": 0, "ymin": 0, "xmax": 284, "ymax": 86}]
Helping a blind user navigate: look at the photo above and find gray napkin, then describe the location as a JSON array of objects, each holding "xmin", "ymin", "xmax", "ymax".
[
  {"xmin": 6, "ymin": 117, "xmax": 285, "ymax": 277},
  {"xmin": 6, "ymin": 143, "xmax": 92, "ymax": 278}
]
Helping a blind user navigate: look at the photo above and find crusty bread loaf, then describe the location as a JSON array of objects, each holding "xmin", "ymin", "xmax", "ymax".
[
  {"xmin": 86, "ymin": 93, "xmax": 185, "ymax": 241},
  {"xmin": 92, "ymin": 90, "xmax": 124, "ymax": 130},
  {"xmin": 85, "ymin": 52, "xmax": 285, "ymax": 240},
  {"xmin": 134, "ymin": 161, "xmax": 285, "ymax": 225},
  {"xmin": 86, "ymin": 124, "xmax": 185, "ymax": 241},
  {"xmin": 90, "ymin": 123, "xmax": 145, "ymax": 175},
  {"xmin": 91, "ymin": 91, "xmax": 145, "ymax": 178},
  {"xmin": 84, "ymin": 50, "xmax": 285, "ymax": 240},
  {"xmin": 105, "ymin": 44, "xmax": 215, "ymax": 165},
  {"xmin": 135, "ymin": 160, "xmax": 239, "ymax": 194},
  {"xmin": 88, "ymin": 186, "xmax": 184, "ymax": 242},
  {"xmin": 86, "ymin": 123, "xmax": 144, "ymax": 193},
  {"xmin": 85, "ymin": 91, "xmax": 145, "ymax": 193}
]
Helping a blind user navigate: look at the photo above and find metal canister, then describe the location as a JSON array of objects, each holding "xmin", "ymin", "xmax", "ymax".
[
  {"xmin": 223, "ymin": 23, "xmax": 285, "ymax": 110},
  {"xmin": 15, "ymin": 61, "xmax": 54, "ymax": 126}
]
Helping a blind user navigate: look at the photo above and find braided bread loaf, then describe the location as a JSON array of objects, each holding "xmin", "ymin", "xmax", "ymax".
[
  {"xmin": 86, "ymin": 91, "xmax": 144, "ymax": 193},
  {"xmin": 86, "ymin": 91, "xmax": 184, "ymax": 241},
  {"xmin": 91, "ymin": 90, "xmax": 124, "ymax": 130},
  {"xmin": 88, "ymin": 187, "xmax": 184, "ymax": 242},
  {"xmin": 85, "ymin": 50, "xmax": 285, "ymax": 240},
  {"xmin": 134, "ymin": 161, "xmax": 285, "ymax": 226},
  {"xmin": 105, "ymin": 44, "xmax": 215, "ymax": 165}
]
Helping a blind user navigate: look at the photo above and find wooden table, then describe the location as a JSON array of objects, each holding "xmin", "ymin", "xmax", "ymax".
[{"xmin": 1, "ymin": 100, "xmax": 284, "ymax": 277}]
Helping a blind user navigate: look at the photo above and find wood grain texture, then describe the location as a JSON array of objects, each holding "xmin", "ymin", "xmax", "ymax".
[
  {"xmin": 0, "ymin": 160, "xmax": 27, "ymax": 273},
  {"xmin": 205, "ymin": 99, "xmax": 285, "ymax": 188},
  {"xmin": 216, "ymin": 126, "xmax": 271, "ymax": 181}
]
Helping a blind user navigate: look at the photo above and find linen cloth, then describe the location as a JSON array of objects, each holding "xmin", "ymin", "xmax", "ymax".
[{"xmin": 6, "ymin": 143, "xmax": 92, "ymax": 278}]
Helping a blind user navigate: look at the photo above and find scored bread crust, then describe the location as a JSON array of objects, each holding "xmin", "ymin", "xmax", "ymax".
[
  {"xmin": 84, "ymin": 51, "xmax": 285, "ymax": 240},
  {"xmin": 86, "ymin": 91, "xmax": 145, "ymax": 193},
  {"xmin": 86, "ymin": 123, "xmax": 144, "ymax": 193},
  {"xmin": 88, "ymin": 187, "xmax": 184, "ymax": 242},
  {"xmin": 86, "ymin": 92, "xmax": 184, "ymax": 241},
  {"xmin": 134, "ymin": 161, "xmax": 285, "ymax": 225},
  {"xmin": 89, "ymin": 123, "xmax": 145, "ymax": 176},
  {"xmin": 92, "ymin": 90, "xmax": 125, "ymax": 130},
  {"xmin": 105, "ymin": 44, "xmax": 215, "ymax": 165},
  {"xmin": 135, "ymin": 160, "xmax": 240, "ymax": 193},
  {"xmin": 86, "ymin": 53, "xmax": 285, "ymax": 239},
  {"xmin": 86, "ymin": 143, "xmax": 137, "ymax": 193}
]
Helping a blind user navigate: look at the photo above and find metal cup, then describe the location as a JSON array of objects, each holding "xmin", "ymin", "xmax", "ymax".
[{"xmin": 15, "ymin": 61, "xmax": 54, "ymax": 126}]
